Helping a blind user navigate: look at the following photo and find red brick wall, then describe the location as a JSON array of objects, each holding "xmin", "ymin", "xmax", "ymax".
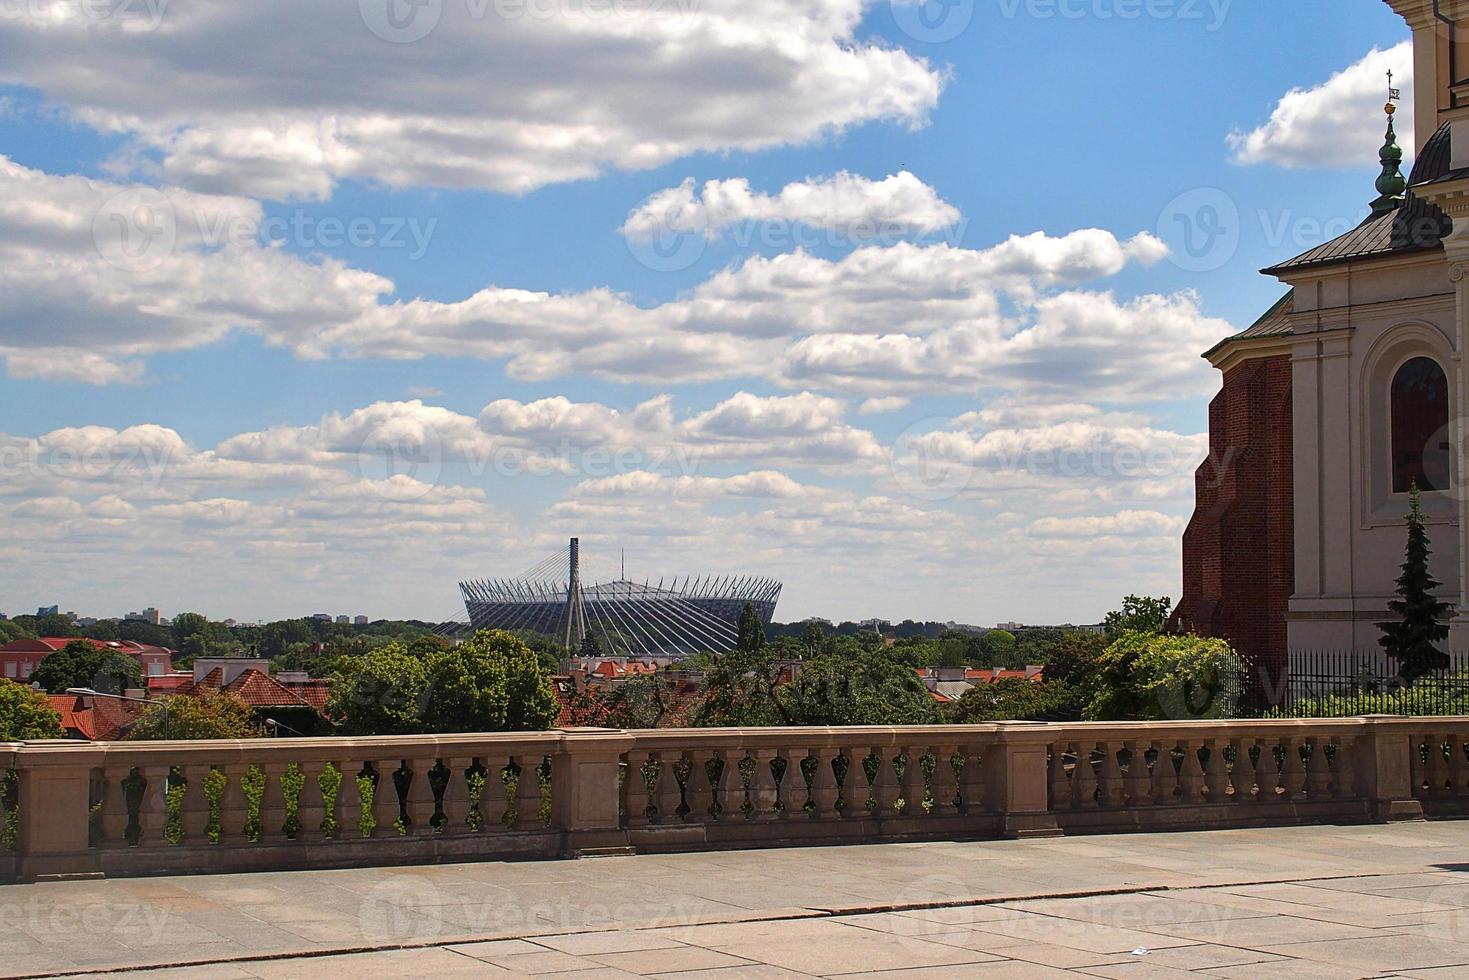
[{"xmin": 1169, "ymin": 355, "xmax": 1293, "ymax": 698}]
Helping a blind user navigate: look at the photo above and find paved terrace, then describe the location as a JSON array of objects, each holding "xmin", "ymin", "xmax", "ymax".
[{"xmin": 11, "ymin": 821, "xmax": 1469, "ymax": 979}]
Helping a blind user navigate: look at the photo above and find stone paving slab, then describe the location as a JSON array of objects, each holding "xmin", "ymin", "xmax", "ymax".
[{"xmin": 9, "ymin": 820, "xmax": 1469, "ymax": 978}]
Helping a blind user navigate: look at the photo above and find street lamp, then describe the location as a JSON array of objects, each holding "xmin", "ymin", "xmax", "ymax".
[
  {"xmin": 66, "ymin": 688, "xmax": 169, "ymax": 740},
  {"xmin": 263, "ymin": 717, "xmax": 307, "ymax": 738}
]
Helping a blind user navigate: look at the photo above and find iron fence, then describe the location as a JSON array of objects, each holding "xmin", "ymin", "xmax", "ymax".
[{"xmin": 1238, "ymin": 649, "xmax": 1469, "ymax": 718}]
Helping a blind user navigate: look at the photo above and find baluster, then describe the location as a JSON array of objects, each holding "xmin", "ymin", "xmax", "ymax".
[
  {"xmin": 1073, "ymin": 742, "xmax": 1099, "ymax": 808},
  {"xmin": 1333, "ymin": 738, "xmax": 1356, "ymax": 799},
  {"xmin": 137, "ymin": 765, "xmax": 170, "ymax": 847},
  {"xmin": 655, "ymin": 751, "xmax": 684, "ymax": 823},
  {"xmin": 957, "ymin": 747, "xmax": 985, "ymax": 814},
  {"xmin": 1228, "ymin": 738, "xmax": 1253, "ymax": 802},
  {"xmin": 97, "ymin": 766, "xmax": 131, "ymax": 847},
  {"xmin": 1426, "ymin": 734, "xmax": 1450, "ymax": 798},
  {"xmin": 1409, "ymin": 734, "xmax": 1426, "ymax": 798},
  {"xmin": 1249, "ymin": 741, "xmax": 1272, "ymax": 802},
  {"xmin": 685, "ymin": 750, "xmax": 715, "ymax": 822},
  {"xmin": 748, "ymin": 749, "xmax": 780, "ymax": 819},
  {"xmin": 1305, "ymin": 739, "xmax": 1330, "ymax": 799},
  {"xmin": 443, "ymin": 757, "xmax": 472, "ymax": 833},
  {"xmin": 1098, "ymin": 742, "xmax": 1124, "ymax": 807},
  {"xmin": 179, "ymin": 764, "xmax": 212, "ymax": 844},
  {"xmin": 1048, "ymin": 742, "xmax": 1071, "ymax": 811},
  {"xmin": 292, "ymin": 762, "xmax": 324, "ymax": 842},
  {"xmin": 515, "ymin": 754, "xmax": 545, "ymax": 829},
  {"xmin": 1152, "ymin": 742, "xmax": 1179, "ymax": 804},
  {"xmin": 871, "ymin": 749, "xmax": 900, "ymax": 818},
  {"xmin": 1177, "ymin": 741, "xmax": 1204, "ymax": 803},
  {"xmin": 1124, "ymin": 739, "xmax": 1151, "ymax": 806},
  {"xmin": 480, "ymin": 759, "xmax": 507, "ymax": 829},
  {"xmin": 405, "ymin": 758, "xmax": 437, "ymax": 836},
  {"xmin": 343, "ymin": 763, "xmax": 371, "ymax": 839},
  {"xmin": 717, "ymin": 750, "xmax": 746, "ymax": 820},
  {"xmin": 809, "ymin": 748, "xmax": 840, "ymax": 818},
  {"xmin": 218, "ymin": 764, "xmax": 249, "ymax": 842},
  {"xmin": 1204, "ymin": 739, "xmax": 1229, "ymax": 801},
  {"xmin": 623, "ymin": 751, "xmax": 652, "ymax": 827},
  {"xmin": 1447, "ymin": 735, "xmax": 1467, "ymax": 798},
  {"xmin": 256, "ymin": 763, "xmax": 287, "ymax": 843},
  {"xmin": 1279, "ymin": 739, "xmax": 1304, "ymax": 800},
  {"xmin": 371, "ymin": 759, "xmax": 401, "ymax": 837},
  {"xmin": 899, "ymin": 748, "xmax": 925, "ymax": 817},
  {"xmin": 930, "ymin": 745, "xmax": 958, "ymax": 816}
]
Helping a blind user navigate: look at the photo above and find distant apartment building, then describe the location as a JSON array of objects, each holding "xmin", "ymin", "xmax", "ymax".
[
  {"xmin": 124, "ymin": 608, "xmax": 162, "ymax": 625},
  {"xmin": 311, "ymin": 613, "xmax": 332, "ymax": 622},
  {"xmin": 334, "ymin": 615, "xmax": 349, "ymax": 624},
  {"xmin": 353, "ymin": 615, "xmax": 370, "ymax": 626},
  {"xmin": 0, "ymin": 637, "xmax": 172, "ymax": 681}
]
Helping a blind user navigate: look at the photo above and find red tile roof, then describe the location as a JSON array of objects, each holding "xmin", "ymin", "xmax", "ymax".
[
  {"xmin": 180, "ymin": 667, "xmax": 320, "ymax": 709},
  {"xmin": 45, "ymin": 694, "xmax": 142, "ymax": 741}
]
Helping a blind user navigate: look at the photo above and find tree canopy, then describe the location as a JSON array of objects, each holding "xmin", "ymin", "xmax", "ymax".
[
  {"xmin": 0, "ymin": 680, "xmax": 65, "ymax": 741},
  {"xmin": 29, "ymin": 641, "xmax": 144, "ymax": 696},
  {"xmin": 327, "ymin": 630, "xmax": 557, "ymax": 735},
  {"xmin": 128, "ymin": 691, "xmax": 256, "ymax": 740}
]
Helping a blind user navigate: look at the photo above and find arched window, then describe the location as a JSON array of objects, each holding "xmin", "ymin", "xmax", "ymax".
[{"xmin": 1391, "ymin": 356, "xmax": 1450, "ymax": 492}]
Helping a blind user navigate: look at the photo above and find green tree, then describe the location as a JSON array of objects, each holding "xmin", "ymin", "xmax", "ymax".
[
  {"xmin": 0, "ymin": 619, "xmax": 32, "ymax": 644},
  {"xmin": 946, "ymin": 678, "xmax": 1081, "ymax": 723},
  {"xmin": 1377, "ymin": 484, "xmax": 1454, "ymax": 683},
  {"xmin": 1084, "ymin": 632, "xmax": 1243, "ymax": 721},
  {"xmin": 127, "ymin": 691, "xmax": 256, "ymax": 740},
  {"xmin": 800, "ymin": 621, "xmax": 826, "ymax": 655},
  {"xmin": 34, "ymin": 613, "xmax": 74, "ymax": 637},
  {"xmin": 778, "ymin": 651, "xmax": 940, "ymax": 726},
  {"xmin": 736, "ymin": 602, "xmax": 767, "ymax": 654},
  {"xmin": 1103, "ymin": 595, "xmax": 1173, "ymax": 640},
  {"xmin": 1041, "ymin": 632, "xmax": 1108, "ymax": 687},
  {"xmin": 29, "ymin": 641, "xmax": 144, "ymax": 695},
  {"xmin": 327, "ymin": 630, "xmax": 557, "ymax": 735},
  {"xmin": 0, "ymin": 680, "xmax": 65, "ymax": 740},
  {"xmin": 326, "ymin": 644, "xmax": 430, "ymax": 736},
  {"xmin": 170, "ymin": 612, "xmax": 209, "ymax": 649},
  {"xmin": 601, "ymin": 674, "xmax": 677, "ymax": 728},
  {"xmin": 579, "ymin": 631, "xmax": 603, "ymax": 659},
  {"xmin": 978, "ymin": 629, "xmax": 1018, "ymax": 663}
]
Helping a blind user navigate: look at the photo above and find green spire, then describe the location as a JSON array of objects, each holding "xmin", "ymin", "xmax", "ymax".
[{"xmin": 1371, "ymin": 105, "xmax": 1407, "ymax": 216}]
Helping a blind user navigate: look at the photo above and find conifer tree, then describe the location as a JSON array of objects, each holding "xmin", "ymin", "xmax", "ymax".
[
  {"xmin": 736, "ymin": 602, "xmax": 767, "ymax": 654},
  {"xmin": 1377, "ymin": 484, "xmax": 1454, "ymax": 683}
]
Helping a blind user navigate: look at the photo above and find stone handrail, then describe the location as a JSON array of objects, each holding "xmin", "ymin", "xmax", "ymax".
[{"xmin": 0, "ymin": 717, "xmax": 1461, "ymax": 881}]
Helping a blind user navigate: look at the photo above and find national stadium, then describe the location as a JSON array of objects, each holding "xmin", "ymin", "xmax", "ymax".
[{"xmin": 457, "ymin": 538, "xmax": 781, "ymax": 656}]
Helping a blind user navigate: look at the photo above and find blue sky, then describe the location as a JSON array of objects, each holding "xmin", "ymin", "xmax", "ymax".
[{"xmin": 0, "ymin": 0, "xmax": 1416, "ymax": 625}]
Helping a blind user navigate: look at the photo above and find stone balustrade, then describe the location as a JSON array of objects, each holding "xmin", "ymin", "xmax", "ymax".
[{"xmin": 0, "ymin": 717, "xmax": 1460, "ymax": 881}]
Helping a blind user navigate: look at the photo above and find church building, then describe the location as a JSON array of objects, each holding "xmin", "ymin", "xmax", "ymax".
[{"xmin": 1171, "ymin": 0, "xmax": 1469, "ymax": 685}]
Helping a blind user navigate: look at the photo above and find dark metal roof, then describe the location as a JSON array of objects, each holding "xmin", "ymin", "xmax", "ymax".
[
  {"xmin": 1203, "ymin": 290, "xmax": 1293, "ymax": 360},
  {"xmin": 1263, "ymin": 122, "xmax": 1453, "ymax": 275}
]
